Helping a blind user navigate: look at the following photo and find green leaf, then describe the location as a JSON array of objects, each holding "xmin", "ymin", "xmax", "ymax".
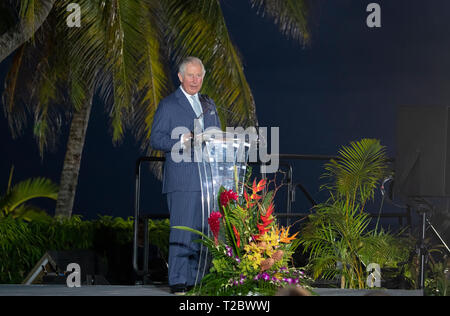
[
  {"xmin": 249, "ymin": 0, "xmax": 310, "ymax": 44},
  {"xmin": 1, "ymin": 176, "xmax": 58, "ymax": 217},
  {"xmin": 172, "ymin": 225, "xmax": 209, "ymax": 240}
]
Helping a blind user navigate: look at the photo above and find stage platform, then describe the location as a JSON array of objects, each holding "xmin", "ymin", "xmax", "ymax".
[
  {"xmin": 0, "ymin": 284, "xmax": 173, "ymax": 296},
  {"xmin": 0, "ymin": 284, "xmax": 423, "ymax": 296}
]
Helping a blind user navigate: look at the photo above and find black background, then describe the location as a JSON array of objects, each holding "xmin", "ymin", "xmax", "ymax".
[{"xmin": 1, "ymin": 1, "xmax": 450, "ymax": 228}]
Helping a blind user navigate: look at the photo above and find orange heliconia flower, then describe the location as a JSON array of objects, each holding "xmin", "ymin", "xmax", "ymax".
[
  {"xmin": 279, "ymin": 226, "xmax": 299, "ymax": 243},
  {"xmin": 244, "ymin": 178, "xmax": 266, "ymax": 208},
  {"xmin": 253, "ymin": 178, "xmax": 266, "ymax": 193},
  {"xmin": 250, "ymin": 179, "xmax": 266, "ymax": 201}
]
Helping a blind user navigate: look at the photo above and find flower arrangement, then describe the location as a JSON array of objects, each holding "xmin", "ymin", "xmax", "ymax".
[{"xmin": 174, "ymin": 177, "xmax": 312, "ymax": 296}]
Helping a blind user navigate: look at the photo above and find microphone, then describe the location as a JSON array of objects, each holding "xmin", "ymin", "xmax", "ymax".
[
  {"xmin": 198, "ymin": 95, "xmax": 264, "ymax": 147},
  {"xmin": 214, "ymin": 103, "xmax": 251, "ymax": 128},
  {"xmin": 199, "ymin": 93, "xmax": 251, "ymax": 127},
  {"xmin": 189, "ymin": 97, "xmax": 215, "ymax": 139},
  {"xmin": 381, "ymin": 175, "xmax": 393, "ymax": 197}
]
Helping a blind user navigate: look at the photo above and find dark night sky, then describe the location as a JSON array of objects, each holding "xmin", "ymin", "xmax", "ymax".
[{"xmin": 1, "ymin": 0, "xmax": 450, "ymax": 225}]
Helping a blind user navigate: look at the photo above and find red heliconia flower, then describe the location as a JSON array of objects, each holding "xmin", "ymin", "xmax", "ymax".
[
  {"xmin": 208, "ymin": 211, "xmax": 222, "ymax": 245},
  {"xmin": 255, "ymin": 202, "xmax": 274, "ymax": 239},
  {"xmin": 253, "ymin": 178, "xmax": 267, "ymax": 193},
  {"xmin": 256, "ymin": 223, "xmax": 271, "ymax": 238},
  {"xmin": 249, "ymin": 179, "xmax": 266, "ymax": 201},
  {"xmin": 220, "ymin": 189, "xmax": 238, "ymax": 207},
  {"xmin": 232, "ymin": 225, "xmax": 241, "ymax": 248},
  {"xmin": 244, "ymin": 190, "xmax": 255, "ymax": 208},
  {"xmin": 260, "ymin": 203, "xmax": 274, "ymax": 225}
]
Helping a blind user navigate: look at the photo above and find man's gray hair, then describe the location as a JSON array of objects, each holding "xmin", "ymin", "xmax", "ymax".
[{"xmin": 178, "ymin": 56, "xmax": 206, "ymax": 77}]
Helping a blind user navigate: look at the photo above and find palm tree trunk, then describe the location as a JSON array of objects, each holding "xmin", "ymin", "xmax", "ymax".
[
  {"xmin": 0, "ymin": 0, "xmax": 55, "ymax": 63},
  {"xmin": 54, "ymin": 92, "xmax": 93, "ymax": 218}
]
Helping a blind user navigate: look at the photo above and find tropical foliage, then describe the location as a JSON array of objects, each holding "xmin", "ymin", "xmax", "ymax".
[
  {"xmin": 299, "ymin": 139, "xmax": 411, "ymax": 289},
  {"xmin": 0, "ymin": 214, "xmax": 169, "ymax": 284},
  {"xmin": 0, "ymin": 0, "xmax": 56, "ymax": 62},
  {"xmin": 1, "ymin": 0, "xmax": 310, "ymax": 218},
  {"xmin": 175, "ymin": 178, "xmax": 312, "ymax": 296},
  {"xmin": 425, "ymin": 260, "xmax": 450, "ymax": 296},
  {"xmin": 0, "ymin": 166, "xmax": 58, "ymax": 221}
]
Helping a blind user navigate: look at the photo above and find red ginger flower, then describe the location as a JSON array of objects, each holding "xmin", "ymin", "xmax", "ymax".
[
  {"xmin": 208, "ymin": 211, "xmax": 222, "ymax": 245},
  {"xmin": 220, "ymin": 189, "xmax": 238, "ymax": 207}
]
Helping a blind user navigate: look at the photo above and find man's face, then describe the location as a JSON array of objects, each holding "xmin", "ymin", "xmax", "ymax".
[{"xmin": 178, "ymin": 62, "xmax": 204, "ymax": 95}]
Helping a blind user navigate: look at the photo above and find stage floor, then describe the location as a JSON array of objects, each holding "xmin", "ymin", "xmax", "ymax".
[
  {"xmin": 0, "ymin": 284, "xmax": 173, "ymax": 296},
  {"xmin": 0, "ymin": 284, "xmax": 423, "ymax": 296}
]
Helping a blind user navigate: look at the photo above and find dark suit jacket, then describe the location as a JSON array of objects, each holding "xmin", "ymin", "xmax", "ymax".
[{"xmin": 150, "ymin": 87, "xmax": 221, "ymax": 193}]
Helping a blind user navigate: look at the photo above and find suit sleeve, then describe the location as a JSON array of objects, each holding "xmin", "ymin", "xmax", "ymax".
[
  {"xmin": 150, "ymin": 100, "xmax": 182, "ymax": 153},
  {"xmin": 202, "ymin": 95, "xmax": 222, "ymax": 130},
  {"xmin": 212, "ymin": 101, "xmax": 222, "ymax": 129}
]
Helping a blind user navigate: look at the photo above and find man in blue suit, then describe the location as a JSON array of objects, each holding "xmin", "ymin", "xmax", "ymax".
[{"xmin": 150, "ymin": 57, "xmax": 221, "ymax": 294}]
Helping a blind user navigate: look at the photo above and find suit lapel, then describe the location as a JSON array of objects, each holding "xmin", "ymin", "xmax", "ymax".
[
  {"xmin": 175, "ymin": 87, "xmax": 197, "ymax": 119},
  {"xmin": 199, "ymin": 94, "xmax": 216, "ymax": 129},
  {"xmin": 174, "ymin": 88, "xmax": 217, "ymax": 129}
]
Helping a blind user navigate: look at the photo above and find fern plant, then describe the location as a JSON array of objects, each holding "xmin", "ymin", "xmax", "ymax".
[{"xmin": 299, "ymin": 139, "xmax": 410, "ymax": 289}]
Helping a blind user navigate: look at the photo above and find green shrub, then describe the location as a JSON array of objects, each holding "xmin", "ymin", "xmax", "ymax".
[
  {"xmin": 0, "ymin": 215, "xmax": 169, "ymax": 284},
  {"xmin": 0, "ymin": 216, "xmax": 44, "ymax": 283}
]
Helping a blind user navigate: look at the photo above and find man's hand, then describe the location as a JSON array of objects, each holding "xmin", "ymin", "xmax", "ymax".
[{"xmin": 181, "ymin": 132, "xmax": 193, "ymax": 147}]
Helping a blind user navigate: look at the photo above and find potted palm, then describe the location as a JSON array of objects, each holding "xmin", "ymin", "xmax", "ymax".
[{"xmin": 299, "ymin": 139, "xmax": 410, "ymax": 289}]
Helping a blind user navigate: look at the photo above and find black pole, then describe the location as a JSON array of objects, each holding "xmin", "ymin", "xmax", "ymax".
[{"xmin": 419, "ymin": 210, "xmax": 427, "ymax": 290}]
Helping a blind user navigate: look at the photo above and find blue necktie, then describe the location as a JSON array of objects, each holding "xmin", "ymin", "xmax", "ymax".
[{"xmin": 191, "ymin": 95, "xmax": 204, "ymax": 130}]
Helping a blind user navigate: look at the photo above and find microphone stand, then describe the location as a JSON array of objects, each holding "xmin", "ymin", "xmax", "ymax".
[{"xmin": 412, "ymin": 199, "xmax": 450, "ymax": 290}]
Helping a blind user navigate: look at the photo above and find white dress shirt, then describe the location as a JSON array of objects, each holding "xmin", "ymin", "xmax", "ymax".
[
  {"xmin": 179, "ymin": 86, "xmax": 201, "ymax": 115},
  {"xmin": 179, "ymin": 85, "xmax": 203, "ymax": 146}
]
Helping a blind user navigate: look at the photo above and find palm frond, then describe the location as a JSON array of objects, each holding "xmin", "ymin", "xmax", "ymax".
[
  {"xmin": 0, "ymin": 0, "xmax": 56, "ymax": 63},
  {"xmin": 249, "ymin": 0, "xmax": 310, "ymax": 45},
  {"xmin": 2, "ymin": 44, "xmax": 28, "ymax": 138},
  {"xmin": 6, "ymin": 203, "xmax": 50, "ymax": 221},
  {"xmin": 322, "ymin": 138, "xmax": 390, "ymax": 204},
  {"xmin": 62, "ymin": 0, "xmax": 103, "ymax": 109},
  {"xmin": 165, "ymin": 0, "xmax": 258, "ymax": 128},
  {"xmin": 102, "ymin": 0, "xmax": 139, "ymax": 142},
  {"xmin": 65, "ymin": 0, "xmax": 168, "ymax": 145},
  {"xmin": 0, "ymin": 177, "xmax": 58, "ymax": 214},
  {"xmin": 19, "ymin": 0, "xmax": 39, "ymax": 36},
  {"xmin": 129, "ymin": 1, "xmax": 172, "ymax": 150},
  {"xmin": 3, "ymin": 3, "xmax": 72, "ymax": 157},
  {"xmin": 359, "ymin": 229, "xmax": 411, "ymax": 267}
]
